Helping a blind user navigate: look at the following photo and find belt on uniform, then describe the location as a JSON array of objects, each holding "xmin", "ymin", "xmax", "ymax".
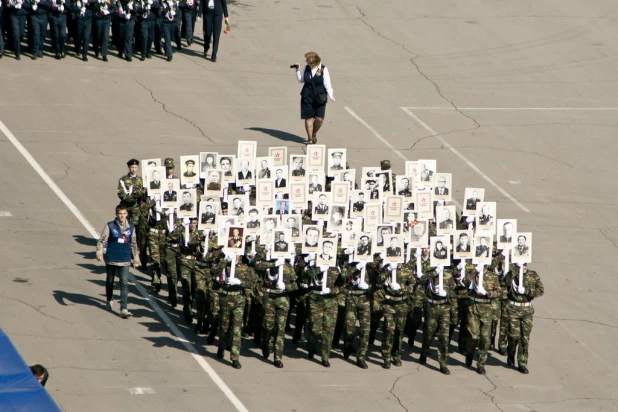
[
  {"xmin": 165, "ymin": 242, "xmax": 178, "ymax": 248},
  {"xmin": 221, "ymin": 290, "xmax": 242, "ymax": 296},
  {"xmin": 385, "ymin": 295, "xmax": 407, "ymax": 302},
  {"xmin": 427, "ymin": 298, "xmax": 449, "ymax": 304},
  {"xmin": 265, "ymin": 288, "xmax": 285, "ymax": 294},
  {"xmin": 473, "ymin": 298, "xmax": 491, "ymax": 304},
  {"xmin": 184, "ymin": 255, "xmax": 196, "ymax": 260},
  {"xmin": 312, "ymin": 290, "xmax": 334, "ymax": 296},
  {"xmin": 508, "ymin": 300, "xmax": 532, "ymax": 307},
  {"xmin": 348, "ymin": 289, "xmax": 368, "ymax": 295}
]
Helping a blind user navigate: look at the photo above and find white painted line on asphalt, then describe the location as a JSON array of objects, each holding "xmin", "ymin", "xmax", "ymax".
[
  {"xmin": 129, "ymin": 387, "xmax": 156, "ymax": 395},
  {"xmin": 402, "ymin": 107, "xmax": 618, "ymax": 111},
  {"xmin": 0, "ymin": 120, "xmax": 250, "ymax": 412},
  {"xmin": 0, "ymin": 211, "xmax": 13, "ymax": 216},
  {"xmin": 400, "ymin": 108, "xmax": 531, "ymax": 213}
]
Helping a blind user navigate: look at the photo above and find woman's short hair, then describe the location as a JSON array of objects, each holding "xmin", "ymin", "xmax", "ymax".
[{"xmin": 304, "ymin": 51, "xmax": 321, "ymax": 68}]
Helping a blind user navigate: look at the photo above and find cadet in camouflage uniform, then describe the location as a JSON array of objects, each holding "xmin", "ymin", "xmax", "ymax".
[
  {"xmin": 505, "ymin": 263, "xmax": 544, "ymax": 374},
  {"xmin": 407, "ymin": 246, "xmax": 431, "ymax": 349},
  {"xmin": 117, "ymin": 159, "xmax": 145, "ymax": 230},
  {"xmin": 343, "ymin": 261, "xmax": 371, "ymax": 369},
  {"xmin": 292, "ymin": 214, "xmax": 314, "ymax": 345},
  {"xmin": 254, "ymin": 250, "xmax": 298, "ymax": 368},
  {"xmin": 463, "ymin": 263, "xmax": 501, "ymax": 374},
  {"xmin": 419, "ymin": 264, "xmax": 456, "ymax": 374},
  {"xmin": 490, "ymin": 248, "xmax": 509, "ymax": 355},
  {"xmin": 380, "ymin": 261, "xmax": 413, "ymax": 369},
  {"xmin": 178, "ymin": 218, "xmax": 202, "ymax": 323},
  {"xmin": 136, "ymin": 196, "xmax": 154, "ymax": 269},
  {"xmin": 368, "ymin": 253, "xmax": 386, "ymax": 346},
  {"xmin": 193, "ymin": 231, "xmax": 217, "ymax": 334},
  {"xmin": 452, "ymin": 260, "xmax": 473, "ymax": 355},
  {"xmin": 305, "ymin": 260, "xmax": 343, "ymax": 367},
  {"xmin": 163, "ymin": 210, "xmax": 184, "ymax": 307},
  {"xmin": 247, "ymin": 239, "xmax": 265, "ymax": 347},
  {"xmin": 214, "ymin": 253, "xmax": 256, "ymax": 369},
  {"xmin": 147, "ymin": 201, "xmax": 168, "ymax": 293},
  {"xmin": 332, "ymin": 244, "xmax": 350, "ymax": 348},
  {"xmin": 205, "ymin": 238, "xmax": 224, "ymax": 344}
]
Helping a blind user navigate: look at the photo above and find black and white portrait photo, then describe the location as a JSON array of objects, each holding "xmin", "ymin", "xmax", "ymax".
[
  {"xmin": 437, "ymin": 205, "xmax": 456, "ymax": 236},
  {"xmin": 351, "ymin": 190, "xmax": 368, "ymax": 217},
  {"xmin": 205, "ymin": 170, "xmax": 223, "ymax": 196},
  {"xmin": 497, "ymin": 219, "xmax": 517, "ymax": 249},
  {"xmin": 476, "ymin": 201, "xmax": 497, "ymax": 232},
  {"xmin": 375, "ymin": 170, "xmax": 392, "ymax": 195},
  {"xmin": 342, "ymin": 218, "xmax": 360, "ymax": 247},
  {"xmin": 177, "ymin": 189, "xmax": 197, "ymax": 218},
  {"xmin": 283, "ymin": 215, "xmax": 301, "ymax": 240},
  {"xmin": 361, "ymin": 177, "xmax": 382, "ymax": 204},
  {"xmin": 339, "ymin": 169, "xmax": 356, "ymax": 191},
  {"xmin": 384, "ymin": 234, "xmax": 404, "ymax": 264},
  {"xmin": 256, "ymin": 157, "xmax": 274, "ymax": 180},
  {"xmin": 162, "ymin": 179, "xmax": 179, "ymax": 207},
  {"xmin": 180, "ymin": 155, "xmax": 200, "ymax": 186},
  {"xmin": 272, "ymin": 230, "xmax": 291, "ymax": 257},
  {"xmin": 260, "ymin": 215, "xmax": 278, "ymax": 245},
  {"xmin": 433, "ymin": 173, "xmax": 452, "ymax": 201},
  {"xmin": 244, "ymin": 207, "xmax": 261, "ymax": 234},
  {"xmin": 219, "ymin": 155, "xmax": 236, "ymax": 182},
  {"xmin": 141, "ymin": 158, "xmax": 161, "ymax": 179},
  {"xmin": 453, "ymin": 230, "xmax": 474, "ymax": 259},
  {"xmin": 430, "ymin": 236, "xmax": 450, "ymax": 267},
  {"xmin": 316, "ymin": 238, "xmax": 337, "ymax": 267},
  {"xmin": 290, "ymin": 155, "xmax": 307, "ymax": 181},
  {"xmin": 313, "ymin": 192, "xmax": 331, "ymax": 218},
  {"xmin": 236, "ymin": 158, "xmax": 254, "ymax": 184},
  {"xmin": 229, "ymin": 194, "xmax": 248, "ymax": 219},
  {"xmin": 356, "ymin": 233, "xmax": 373, "ymax": 260},
  {"xmin": 217, "ymin": 217, "xmax": 237, "ymax": 247},
  {"xmin": 396, "ymin": 175, "xmax": 413, "ymax": 198},
  {"xmin": 473, "ymin": 234, "xmax": 493, "ymax": 265},
  {"xmin": 307, "ymin": 172, "xmax": 325, "ymax": 194},
  {"xmin": 328, "ymin": 205, "xmax": 346, "ymax": 232},
  {"xmin": 274, "ymin": 166, "xmax": 289, "ymax": 193},
  {"xmin": 512, "ymin": 232, "xmax": 532, "ymax": 263},
  {"xmin": 409, "ymin": 219, "xmax": 429, "ymax": 248},
  {"xmin": 375, "ymin": 225, "xmax": 394, "ymax": 250},
  {"xmin": 302, "ymin": 225, "xmax": 321, "ymax": 253},
  {"xmin": 463, "ymin": 187, "xmax": 485, "ymax": 216},
  {"xmin": 200, "ymin": 152, "xmax": 218, "ymax": 177},
  {"xmin": 327, "ymin": 149, "xmax": 346, "ymax": 176},
  {"xmin": 198, "ymin": 201, "xmax": 219, "ymax": 230},
  {"xmin": 146, "ymin": 166, "xmax": 166, "ymax": 195},
  {"xmin": 418, "ymin": 159, "xmax": 437, "ymax": 186}
]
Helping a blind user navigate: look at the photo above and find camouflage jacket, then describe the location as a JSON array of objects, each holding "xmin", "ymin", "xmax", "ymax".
[
  {"xmin": 463, "ymin": 265, "xmax": 501, "ymax": 300},
  {"xmin": 304, "ymin": 265, "xmax": 343, "ymax": 295},
  {"xmin": 212, "ymin": 257, "xmax": 257, "ymax": 293},
  {"xmin": 410, "ymin": 255, "xmax": 436, "ymax": 302},
  {"xmin": 378, "ymin": 263, "xmax": 414, "ymax": 298},
  {"xmin": 254, "ymin": 260, "xmax": 298, "ymax": 293},
  {"xmin": 117, "ymin": 173, "xmax": 144, "ymax": 206},
  {"xmin": 423, "ymin": 266, "xmax": 457, "ymax": 300},
  {"xmin": 505, "ymin": 264, "xmax": 544, "ymax": 304}
]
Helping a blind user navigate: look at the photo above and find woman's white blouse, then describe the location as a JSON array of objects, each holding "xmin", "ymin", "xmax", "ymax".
[{"xmin": 296, "ymin": 64, "xmax": 334, "ymax": 100}]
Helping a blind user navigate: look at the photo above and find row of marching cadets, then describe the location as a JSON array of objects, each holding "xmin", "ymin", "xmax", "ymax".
[{"xmin": 0, "ymin": 0, "xmax": 214, "ymax": 62}]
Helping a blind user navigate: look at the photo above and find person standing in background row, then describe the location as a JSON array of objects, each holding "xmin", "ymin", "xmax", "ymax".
[
  {"xmin": 294, "ymin": 51, "xmax": 335, "ymax": 145},
  {"xmin": 201, "ymin": 0, "xmax": 228, "ymax": 62}
]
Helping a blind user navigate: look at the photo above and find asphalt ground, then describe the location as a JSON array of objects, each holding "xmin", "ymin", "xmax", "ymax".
[{"xmin": 0, "ymin": 0, "xmax": 617, "ymax": 411}]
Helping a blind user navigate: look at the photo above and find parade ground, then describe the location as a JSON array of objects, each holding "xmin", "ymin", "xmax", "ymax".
[{"xmin": 1, "ymin": 0, "xmax": 617, "ymax": 410}]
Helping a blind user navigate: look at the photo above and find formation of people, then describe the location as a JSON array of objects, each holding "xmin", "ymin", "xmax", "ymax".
[
  {"xmin": 0, "ymin": 0, "xmax": 229, "ymax": 61},
  {"xmin": 96, "ymin": 143, "xmax": 544, "ymax": 374}
]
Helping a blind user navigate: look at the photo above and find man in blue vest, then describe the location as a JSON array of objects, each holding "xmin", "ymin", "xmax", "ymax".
[{"xmin": 96, "ymin": 204, "xmax": 141, "ymax": 318}]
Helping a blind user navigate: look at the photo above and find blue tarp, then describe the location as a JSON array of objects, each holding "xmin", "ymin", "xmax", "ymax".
[{"xmin": 0, "ymin": 329, "xmax": 62, "ymax": 412}]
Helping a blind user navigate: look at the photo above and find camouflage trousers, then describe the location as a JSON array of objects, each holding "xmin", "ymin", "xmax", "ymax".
[
  {"xmin": 193, "ymin": 264, "xmax": 210, "ymax": 333},
  {"xmin": 179, "ymin": 257, "xmax": 199, "ymax": 309},
  {"xmin": 218, "ymin": 292, "xmax": 246, "ymax": 361},
  {"xmin": 466, "ymin": 301, "xmax": 494, "ymax": 368},
  {"xmin": 369, "ymin": 289, "xmax": 385, "ymax": 345},
  {"xmin": 136, "ymin": 220, "xmax": 149, "ymax": 268},
  {"xmin": 261, "ymin": 292, "xmax": 290, "ymax": 361},
  {"xmin": 147, "ymin": 228, "xmax": 165, "ymax": 286},
  {"xmin": 421, "ymin": 302, "xmax": 451, "ymax": 367},
  {"xmin": 507, "ymin": 304, "xmax": 534, "ymax": 367},
  {"xmin": 307, "ymin": 294, "xmax": 338, "ymax": 361},
  {"xmin": 333, "ymin": 293, "xmax": 347, "ymax": 346},
  {"xmin": 206, "ymin": 284, "xmax": 221, "ymax": 336},
  {"xmin": 382, "ymin": 300, "xmax": 409, "ymax": 361},
  {"xmin": 170, "ymin": 255, "xmax": 192, "ymax": 311},
  {"xmin": 491, "ymin": 299, "xmax": 509, "ymax": 352},
  {"xmin": 344, "ymin": 293, "xmax": 371, "ymax": 361}
]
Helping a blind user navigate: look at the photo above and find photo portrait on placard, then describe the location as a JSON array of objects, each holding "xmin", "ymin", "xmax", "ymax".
[
  {"xmin": 229, "ymin": 193, "xmax": 248, "ymax": 219},
  {"xmin": 269, "ymin": 146, "xmax": 288, "ymax": 167},
  {"xmin": 476, "ymin": 201, "xmax": 497, "ymax": 232},
  {"xmin": 177, "ymin": 189, "xmax": 197, "ymax": 218},
  {"xmin": 236, "ymin": 158, "xmax": 255, "ymax": 185},
  {"xmin": 342, "ymin": 218, "xmax": 361, "ymax": 247},
  {"xmin": 463, "ymin": 188, "xmax": 485, "ymax": 216},
  {"xmin": 283, "ymin": 215, "xmax": 301, "ymax": 240},
  {"xmin": 374, "ymin": 224, "xmax": 394, "ymax": 252},
  {"xmin": 244, "ymin": 207, "xmax": 261, "ymax": 234},
  {"xmin": 256, "ymin": 156, "xmax": 274, "ymax": 180},
  {"xmin": 198, "ymin": 201, "xmax": 219, "ymax": 230},
  {"xmin": 237, "ymin": 140, "xmax": 257, "ymax": 161},
  {"xmin": 402, "ymin": 211, "xmax": 417, "ymax": 233},
  {"xmin": 274, "ymin": 165, "xmax": 289, "ymax": 193},
  {"xmin": 361, "ymin": 177, "xmax": 382, "ymax": 204},
  {"xmin": 313, "ymin": 192, "xmax": 332, "ymax": 219},
  {"xmin": 351, "ymin": 190, "xmax": 368, "ymax": 217},
  {"xmin": 331, "ymin": 181, "xmax": 349, "ymax": 205},
  {"xmin": 217, "ymin": 217, "xmax": 237, "ymax": 246},
  {"xmin": 473, "ymin": 234, "xmax": 493, "ymax": 264},
  {"xmin": 226, "ymin": 226, "xmax": 245, "ymax": 253},
  {"xmin": 290, "ymin": 182, "xmax": 308, "ymax": 209},
  {"xmin": 328, "ymin": 205, "xmax": 346, "ymax": 232},
  {"xmin": 405, "ymin": 161, "xmax": 420, "ymax": 183},
  {"xmin": 430, "ymin": 236, "xmax": 451, "ymax": 267},
  {"xmin": 497, "ymin": 219, "xmax": 518, "ymax": 249},
  {"xmin": 275, "ymin": 199, "xmax": 290, "ymax": 217},
  {"xmin": 302, "ymin": 225, "xmax": 321, "ymax": 253},
  {"xmin": 375, "ymin": 170, "xmax": 392, "ymax": 195},
  {"xmin": 361, "ymin": 167, "xmax": 379, "ymax": 180},
  {"xmin": 316, "ymin": 238, "xmax": 337, "ymax": 267},
  {"xmin": 272, "ymin": 229, "xmax": 292, "ymax": 258},
  {"xmin": 200, "ymin": 152, "xmax": 218, "ymax": 177},
  {"xmin": 356, "ymin": 233, "xmax": 373, "ymax": 260},
  {"xmin": 180, "ymin": 155, "xmax": 200, "ymax": 185},
  {"xmin": 396, "ymin": 175, "xmax": 413, "ymax": 198},
  {"xmin": 434, "ymin": 173, "xmax": 452, "ymax": 201},
  {"xmin": 307, "ymin": 172, "xmax": 325, "ymax": 194},
  {"xmin": 260, "ymin": 215, "xmax": 278, "ymax": 245},
  {"xmin": 218, "ymin": 155, "xmax": 236, "ymax": 183},
  {"xmin": 384, "ymin": 195, "xmax": 404, "ymax": 224},
  {"xmin": 327, "ymin": 149, "xmax": 347, "ymax": 176},
  {"xmin": 384, "ymin": 234, "xmax": 404, "ymax": 264},
  {"xmin": 204, "ymin": 170, "xmax": 223, "ymax": 196},
  {"xmin": 364, "ymin": 204, "xmax": 382, "ymax": 230},
  {"xmin": 290, "ymin": 155, "xmax": 307, "ymax": 181},
  {"xmin": 256, "ymin": 179, "xmax": 275, "ymax": 207},
  {"xmin": 145, "ymin": 166, "xmax": 166, "ymax": 195},
  {"xmin": 512, "ymin": 232, "xmax": 532, "ymax": 263},
  {"xmin": 141, "ymin": 158, "xmax": 161, "ymax": 179},
  {"xmin": 162, "ymin": 179, "xmax": 180, "ymax": 207},
  {"xmin": 453, "ymin": 230, "xmax": 474, "ymax": 259},
  {"xmin": 418, "ymin": 159, "xmax": 437, "ymax": 187},
  {"xmin": 409, "ymin": 219, "xmax": 429, "ymax": 248},
  {"xmin": 437, "ymin": 205, "xmax": 456, "ymax": 235},
  {"xmin": 339, "ymin": 169, "xmax": 355, "ymax": 188},
  {"xmin": 415, "ymin": 191, "xmax": 434, "ymax": 219},
  {"xmin": 307, "ymin": 144, "xmax": 326, "ymax": 172}
]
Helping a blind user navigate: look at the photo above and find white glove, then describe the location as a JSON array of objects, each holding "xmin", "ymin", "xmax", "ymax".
[
  {"xmin": 438, "ymin": 289, "xmax": 447, "ymax": 297},
  {"xmin": 320, "ymin": 266, "xmax": 329, "ymax": 272},
  {"xmin": 501, "ymin": 248, "xmax": 509, "ymax": 257},
  {"xmin": 32, "ymin": 3, "xmax": 37, "ymax": 9},
  {"xmin": 170, "ymin": 9, "xmax": 175, "ymax": 16},
  {"xmin": 128, "ymin": 1, "xmax": 133, "ymax": 9},
  {"xmin": 125, "ymin": 12, "xmax": 130, "ymax": 18},
  {"xmin": 275, "ymin": 258, "xmax": 285, "ymax": 267},
  {"xmin": 475, "ymin": 286, "xmax": 487, "ymax": 296},
  {"xmin": 243, "ymin": 184, "xmax": 251, "ymax": 192},
  {"xmin": 277, "ymin": 282, "xmax": 286, "ymax": 291},
  {"xmin": 358, "ymin": 282, "xmax": 369, "ymax": 290},
  {"xmin": 457, "ymin": 261, "xmax": 464, "ymax": 270},
  {"xmin": 379, "ymin": 252, "xmax": 386, "ymax": 261},
  {"xmin": 81, "ymin": 6, "xmax": 86, "ymax": 13},
  {"xmin": 229, "ymin": 278, "xmax": 241, "ymax": 286},
  {"xmin": 466, "ymin": 216, "xmax": 474, "ymax": 223},
  {"xmin": 356, "ymin": 262, "xmax": 366, "ymax": 271},
  {"xmin": 383, "ymin": 263, "xmax": 392, "ymax": 272},
  {"xmin": 344, "ymin": 248, "xmax": 354, "ymax": 255},
  {"xmin": 323, "ymin": 287, "xmax": 331, "ymax": 294},
  {"xmin": 403, "ymin": 237, "xmax": 408, "ymax": 244},
  {"xmin": 264, "ymin": 244, "xmax": 272, "ymax": 251},
  {"xmin": 226, "ymin": 254, "xmax": 234, "ymax": 262},
  {"xmin": 517, "ymin": 285, "xmax": 525, "ymax": 295},
  {"xmin": 183, "ymin": 217, "xmax": 190, "ymax": 225},
  {"xmin": 248, "ymin": 249, "xmax": 256, "ymax": 258},
  {"xmin": 414, "ymin": 248, "xmax": 421, "ymax": 257},
  {"xmin": 476, "ymin": 264, "xmax": 484, "ymax": 272},
  {"xmin": 390, "ymin": 282, "xmax": 401, "ymax": 291}
]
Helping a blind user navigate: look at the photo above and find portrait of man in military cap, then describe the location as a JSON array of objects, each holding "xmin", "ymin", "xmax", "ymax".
[
  {"xmin": 180, "ymin": 155, "xmax": 200, "ymax": 185},
  {"xmin": 177, "ymin": 189, "xmax": 197, "ymax": 218},
  {"xmin": 327, "ymin": 148, "xmax": 346, "ymax": 176}
]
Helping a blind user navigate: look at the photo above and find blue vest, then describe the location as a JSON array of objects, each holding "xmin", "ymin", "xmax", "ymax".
[{"xmin": 105, "ymin": 221, "xmax": 134, "ymax": 263}]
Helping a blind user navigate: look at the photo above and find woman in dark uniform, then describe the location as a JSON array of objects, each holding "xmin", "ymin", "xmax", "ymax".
[{"xmin": 295, "ymin": 51, "xmax": 335, "ymax": 144}]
